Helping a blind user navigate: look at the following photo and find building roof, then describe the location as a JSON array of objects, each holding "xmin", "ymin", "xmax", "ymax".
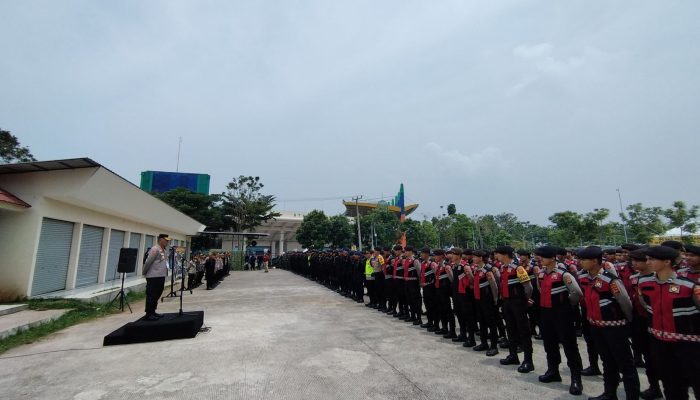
[
  {"xmin": 0, "ymin": 158, "xmax": 100, "ymax": 174},
  {"xmin": 0, "ymin": 187, "xmax": 31, "ymax": 210},
  {"xmin": 343, "ymin": 201, "xmax": 419, "ymax": 217}
]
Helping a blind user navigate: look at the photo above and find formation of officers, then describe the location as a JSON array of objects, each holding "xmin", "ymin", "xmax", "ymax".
[{"xmin": 281, "ymin": 241, "xmax": 700, "ymax": 400}]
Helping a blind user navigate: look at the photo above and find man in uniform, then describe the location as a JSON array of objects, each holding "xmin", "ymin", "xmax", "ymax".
[
  {"xmin": 679, "ymin": 244, "xmax": 700, "ymax": 284},
  {"xmin": 403, "ymin": 246, "xmax": 422, "ymax": 324},
  {"xmin": 639, "ymin": 245, "xmax": 700, "ymax": 400},
  {"xmin": 435, "ymin": 249, "xmax": 455, "ymax": 337},
  {"xmin": 419, "ymin": 248, "xmax": 438, "ymax": 330},
  {"xmin": 472, "ymin": 249, "xmax": 500, "ymax": 356},
  {"xmin": 392, "ymin": 245, "xmax": 408, "ymax": 319},
  {"xmin": 578, "ymin": 246, "xmax": 639, "ymax": 400},
  {"xmin": 384, "ymin": 247, "xmax": 397, "ymax": 315},
  {"xmin": 535, "ymin": 245, "xmax": 584, "ymax": 396},
  {"xmin": 143, "ymin": 234, "xmax": 170, "ymax": 321},
  {"xmin": 495, "ymin": 246, "xmax": 535, "ymax": 373}
]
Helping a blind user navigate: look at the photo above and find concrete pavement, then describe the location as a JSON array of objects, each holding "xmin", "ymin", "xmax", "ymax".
[{"xmin": 0, "ymin": 269, "xmax": 647, "ymax": 400}]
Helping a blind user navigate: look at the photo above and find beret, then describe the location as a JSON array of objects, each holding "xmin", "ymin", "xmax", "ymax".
[
  {"xmin": 419, "ymin": 247, "xmax": 431, "ymax": 254},
  {"xmin": 494, "ymin": 245, "xmax": 514, "ymax": 255},
  {"xmin": 535, "ymin": 246, "xmax": 558, "ymax": 258},
  {"xmin": 433, "ymin": 249, "xmax": 445, "ymax": 256},
  {"xmin": 621, "ymin": 243, "xmax": 640, "ymax": 251},
  {"xmin": 404, "ymin": 245, "xmax": 414, "ymax": 252},
  {"xmin": 472, "ymin": 249, "xmax": 488, "ymax": 258},
  {"xmin": 577, "ymin": 246, "xmax": 603, "ymax": 260},
  {"xmin": 684, "ymin": 245, "xmax": 700, "ymax": 256},
  {"xmin": 462, "ymin": 249, "xmax": 474, "ymax": 256},
  {"xmin": 628, "ymin": 249, "xmax": 647, "ymax": 261},
  {"xmin": 516, "ymin": 249, "xmax": 532, "ymax": 256},
  {"xmin": 661, "ymin": 240, "xmax": 685, "ymax": 251},
  {"xmin": 644, "ymin": 245, "xmax": 679, "ymax": 261}
]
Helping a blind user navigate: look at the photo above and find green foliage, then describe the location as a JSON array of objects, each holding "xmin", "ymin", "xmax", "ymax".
[
  {"xmin": 620, "ymin": 203, "xmax": 667, "ymax": 243},
  {"xmin": 327, "ymin": 215, "xmax": 354, "ymax": 248},
  {"xmin": 297, "ymin": 210, "xmax": 331, "ymax": 249},
  {"xmin": 446, "ymin": 204, "xmax": 457, "ymax": 216},
  {"xmin": 403, "ymin": 219, "xmax": 439, "ymax": 249},
  {"xmin": 663, "ymin": 201, "xmax": 699, "ymax": 242},
  {"xmin": 360, "ymin": 206, "xmax": 401, "ymax": 248},
  {"xmin": 221, "ymin": 176, "xmax": 281, "ymax": 232},
  {"xmin": 0, "ymin": 129, "xmax": 36, "ymax": 163}
]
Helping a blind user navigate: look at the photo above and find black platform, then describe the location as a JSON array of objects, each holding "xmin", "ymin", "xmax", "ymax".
[{"xmin": 103, "ymin": 311, "xmax": 204, "ymax": 346}]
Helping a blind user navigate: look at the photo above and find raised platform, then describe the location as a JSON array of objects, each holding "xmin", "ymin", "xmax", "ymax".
[{"xmin": 103, "ymin": 311, "xmax": 204, "ymax": 346}]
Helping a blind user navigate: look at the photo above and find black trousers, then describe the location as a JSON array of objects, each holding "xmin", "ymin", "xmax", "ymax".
[
  {"xmin": 423, "ymin": 285, "xmax": 437, "ymax": 326},
  {"xmin": 591, "ymin": 325, "xmax": 639, "ymax": 399},
  {"xmin": 477, "ymin": 298, "xmax": 499, "ymax": 348},
  {"xmin": 631, "ymin": 316, "xmax": 660, "ymax": 389},
  {"xmin": 454, "ymin": 292, "xmax": 476, "ymax": 338},
  {"xmin": 581, "ymin": 308, "xmax": 600, "ymax": 369},
  {"xmin": 650, "ymin": 338, "xmax": 700, "ymax": 400},
  {"xmin": 406, "ymin": 280, "xmax": 421, "ymax": 319},
  {"xmin": 540, "ymin": 307, "xmax": 583, "ymax": 373},
  {"xmin": 394, "ymin": 279, "xmax": 406, "ymax": 314},
  {"xmin": 187, "ymin": 272, "xmax": 196, "ymax": 289},
  {"xmin": 504, "ymin": 297, "xmax": 533, "ymax": 358},
  {"xmin": 373, "ymin": 272, "xmax": 384, "ymax": 307},
  {"xmin": 145, "ymin": 277, "xmax": 165, "ymax": 315},
  {"xmin": 437, "ymin": 287, "xmax": 455, "ymax": 332},
  {"xmin": 386, "ymin": 278, "xmax": 396, "ymax": 312}
]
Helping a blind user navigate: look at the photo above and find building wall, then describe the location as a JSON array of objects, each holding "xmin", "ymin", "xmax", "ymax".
[{"xmin": 0, "ymin": 167, "xmax": 200, "ymax": 300}]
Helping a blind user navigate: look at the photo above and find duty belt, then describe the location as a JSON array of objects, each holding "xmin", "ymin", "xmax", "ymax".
[
  {"xmin": 587, "ymin": 318, "xmax": 627, "ymax": 327},
  {"xmin": 394, "ymin": 276, "xmax": 404, "ymax": 280},
  {"xmin": 405, "ymin": 277, "xmax": 418, "ymax": 281},
  {"xmin": 648, "ymin": 327, "xmax": 700, "ymax": 342}
]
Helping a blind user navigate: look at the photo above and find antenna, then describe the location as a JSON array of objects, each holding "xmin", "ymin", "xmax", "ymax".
[{"xmin": 176, "ymin": 136, "xmax": 183, "ymax": 172}]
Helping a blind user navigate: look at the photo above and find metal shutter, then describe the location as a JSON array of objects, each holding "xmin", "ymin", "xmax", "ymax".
[
  {"xmin": 105, "ymin": 230, "xmax": 125, "ymax": 281},
  {"xmin": 75, "ymin": 225, "xmax": 104, "ymax": 287},
  {"xmin": 32, "ymin": 218, "xmax": 74, "ymax": 295},
  {"xmin": 127, "ymin": 233, "xmax": 141, "ymax": 277}
]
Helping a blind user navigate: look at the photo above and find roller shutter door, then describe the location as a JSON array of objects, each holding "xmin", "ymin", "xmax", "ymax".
[
  {"xmin": 76, "ymin": 225, "xmax": 104, "ymax": 287},
  {"xmin": 127, "ymin": 233, "xmax": 141, "ymax": 277},
  {"xmin": 105, "ymin": 230, "xmax": 125, "ymax": 281},
  {"xmin": 32, "ymin": 218, "xmax": 74, "ymax": 296}
]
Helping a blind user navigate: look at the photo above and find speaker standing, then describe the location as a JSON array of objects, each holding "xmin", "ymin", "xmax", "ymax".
[{"xmin": 143, "ymin": 234, "xmax": 171, "ymax": 321}]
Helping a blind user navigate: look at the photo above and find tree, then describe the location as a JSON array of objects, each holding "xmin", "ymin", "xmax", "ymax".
[
  {"xmin": 664, "ymin": 201, "xmax": 700, "ymax": 243},
  {"xmin": 327, "ymin": 215, "xmax": 354, "ymax": 248},
  {"xmin": 582, "ymin": 208, "xmax": 610, "ymax": 244},
  {"xmin": 1, "ymin": 129, "xmax": 36, "ymax": 163},
  {"xmin": 360, "ymin": 206, "xmax": 401, "ymax": 248},
  {"xmin": 156, "ymin": 188, "xmax": 227, "ymax": 251},
  {"xmin": 296, "ymin": 210, "xmax": 331, "ymax": 249},
  {"xmin": 447, "ymin": 204, "xmax": 457, "ymax": 216},
  {"xmin": 620, "ymin": 203, "xmax": 667, "ymax": 243},
  {"xmin": 220, "ymin": 176, "xmax": 280, "ymax": 232},
  {"xmin": 403, "ymin": 219, "xmax": 439, "ymax": 249},
  {"xmin": 548, "ymin": 211, "xmax": 585, "ymax": 247}
]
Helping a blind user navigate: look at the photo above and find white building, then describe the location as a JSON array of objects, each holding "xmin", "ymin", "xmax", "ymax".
[
  {"xmin": 220, "ymin": 211, "xmax": 305, "ymax": 257},
  {"xmin": 0, "ymin": 158, "xmax": 205, "ymax": 301}
]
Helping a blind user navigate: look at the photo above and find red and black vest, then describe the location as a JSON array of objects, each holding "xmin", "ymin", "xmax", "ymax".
[
  {"xmin": 392, "ymin": 257, "xmax": 404, "ymax": 280},
  {"xmin": 583, "ymin": 270, "xmax": 627, "ymax": 327},
  {"xmin": 678, "ymin": 267, "xmax": 700, "ymax": 285},
  {"xmin": 420, "ymin": 261, "xmax": 436, "ymax": 286},
  {"xmin": 538, "ymin": 266, "xmax": 570, "ymax": 309},
  {"xmin": 638, "ymin": 273, "xmax": 700, "ymax": 342},
  {"xmin": 629, "ymin": 272, "xmax": 647, "ymax": 318},
  {"xmin": 437, "ymin": 262, "xmax": 452, "ymax": 290},
  {"xmin": 457, "ymin": 263, "xmax": 472, "ymax": 295},
  {"xmin": 404, "ymin": 257, "xmax": 418, "ymax": 281},
  {"xmin": 385, "ymin": 256, "xmax": 394, "ymax": 280},
  {"xmin": 577, "ymin": 270, "xmax": 592, "ymax": 308},
  {"xmin": 473, "ymin": 265, "xmax": 495, "ymax": 301},
  {"xmin": 500, "ymin": 263, "xmax": 527, "ymax": 300},
  {"xmin": 615, "ymin": 262, "xmax": 634, "ymax": 295}
]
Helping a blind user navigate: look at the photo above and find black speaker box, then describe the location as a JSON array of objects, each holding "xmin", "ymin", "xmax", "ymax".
[{"xmin": 117, "ymin": 247, "xmax": 138, "ymax": 273}]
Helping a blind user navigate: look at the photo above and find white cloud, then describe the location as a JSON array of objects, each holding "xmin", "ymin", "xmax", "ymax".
[{"xmin": 424, "ymin": 142, "xmax": 512, "ymax": 176}]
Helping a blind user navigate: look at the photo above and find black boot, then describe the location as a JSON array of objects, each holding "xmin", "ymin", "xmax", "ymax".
[
  {"xmin": 517, "ymin": 358, "xmax": 535, "ymax": 373},
  {"xmin": 569, "ymin": 373, "xmax": 583, "ymax": 396},
  {"xmin": 581, "ymin": 366, "xmax": 602, "ymax": 376},
  {"xmin": 426, "ymin": 326, "xmax": 438, "ymax": 332},
  {"xmin": 500, "ymin": 353, "xmax": 520, "ymax": 365},
  {"xmin": 443, "ymin": 331, "xmax": 457, "ymax": 339},
  {"xmin": 538, "ymin": 368, "xmax": 562, "ymax": 383},
  {"xmin": 452, "ymin": 334, "xmax": 466, "ymax": 343},
  {"xmin": 435, "ymin": 328, "xmax": 448, "ymax": 335},
  {"xmin": 463, "ymin": 337, "xmax": 476, "ymax": 348},
  {"xmin": 420, "ymin": 322, "xmax": 432, "ymax": 328},
  {"xmin": 485, "ymin": 347, "xmax": 499, "ymax": 357},
  {"xmin": 413, "ymin": 318, "xmax": 422, "ymax": 326},
  {"xmin": 639, "ymin": 387, "xmax": 663, "ymax": 400}
]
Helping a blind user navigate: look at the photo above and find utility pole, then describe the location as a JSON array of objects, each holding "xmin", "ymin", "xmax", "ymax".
[
  {"xmin": 352, "ymin": 195, "xmax": 363, "ymax": 251},
  {"xmin": 176, "ymin": 136, "xmax": 183, "ymax": 172},
  {"xmin": 617, "ymin": 188, "xmax": 629, "ymax": 243}
]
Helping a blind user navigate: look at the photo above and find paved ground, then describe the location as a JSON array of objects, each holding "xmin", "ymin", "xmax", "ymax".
[
  {"xmin": 0, "ymin": 309, "xmax": 70, "ymax": 339},
  {"xmin": 0, "ymin": 269, "xmax": 648, "ymax": 400}
]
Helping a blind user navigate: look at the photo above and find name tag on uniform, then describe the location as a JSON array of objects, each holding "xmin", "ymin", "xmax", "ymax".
[
  {"xmin": 594, "ymin": 281, "xmax": 602, "ymax": 288},
  {"xmin": 669, "ymin": 285, "xmax": 680, "ymax": 294},
  {"xmin": 551, "ymin": 274, "xmax": 558, "ymax": 280}
]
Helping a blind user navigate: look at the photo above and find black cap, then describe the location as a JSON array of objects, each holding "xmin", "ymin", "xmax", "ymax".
[
  {"xmin": 383, "ymin": 247, "xmax": 391, "ymax": 252},
  {"xmin": 433, "ymin": 249, "xmax": 445, "ymax": 256},
  {"xmin": 661, "ymin": 240, "xmax": 685, "ymax": 251},
  {"xmin": 644, "ymin": 246, "xmax": 679, "ymax": 261},
  {"xmin": 685, "ymin": 245, "xmax": 700, "ymax": 256},
  {"xmin": 556, "ymin": 247, "xmax": 567, "ymax": 256},
  {"xmin": 577, "ymin": 246, "xmax": 603, "ymax": 260},
  {"xmin": 535, "ymin": 246, "xmax": 558, "ymax": 258},
  {"xmin": 404, "ymin": 245, "xmax": 415, "ymax": 253},
  {"xmin": 420, "ymin": 247, "xmax": 431, "ymax": 254},
  {"xmin": 516, "ymin": 249, "xmax": 532, "ymax": 256},
  {"xmin": 158, "ymin": 234, "xmax": 171, "ymax": 241},
  {"xmin": 450, "ymin": 247, "xmax": 463, "ymax": 256},
  {"xmin": 462, "ymin": 249, "xmax": 473, "ymax": 256},
  {"xmin": 603, "ymin": 248, "xmax": 617, "ymax": 255},
  {"xmin": 621, "ymin": 243, "xmax": 640, "ymax": 251},
  {"xmin": 494, "ymin": 246, "xmax": 514, "ymax": 255},
  {"xmin": 472, "ymin": 249, "xmax": 488, "ymax": 258},
  {"xmin": 393, "ymin": 245, "xmax": 403, "ymax": 251},
  {"xmin": 628, "ymin": 249, "xmax": 647, "ymax": 261}
]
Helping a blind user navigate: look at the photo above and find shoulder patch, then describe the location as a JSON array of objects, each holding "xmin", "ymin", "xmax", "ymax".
[
  {"xmin": 516, "ymin": 266, "xmax": 530, "ymax": 283},
  {"xmin": 564, "ymin": 275, "xmax": 572, "ymax": 285},
  {"xmin": 610, "ymin": 281, "xmax": 621, "ymax": 295}
]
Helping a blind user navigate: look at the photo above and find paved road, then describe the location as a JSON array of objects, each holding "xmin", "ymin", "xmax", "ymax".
[{"xmin": 0, "ymin": 269, "xmax": 647, "ymax": 399}]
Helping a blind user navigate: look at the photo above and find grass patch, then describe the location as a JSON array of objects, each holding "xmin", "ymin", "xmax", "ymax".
[{"xmin": 0, "ymin": 290, "xmax": 146, "ymax": 355}]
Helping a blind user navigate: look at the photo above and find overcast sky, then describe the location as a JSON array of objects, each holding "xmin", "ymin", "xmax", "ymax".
[{"xmin": 1, "ymin": 1, "xmax": 698, "ymax": 224}]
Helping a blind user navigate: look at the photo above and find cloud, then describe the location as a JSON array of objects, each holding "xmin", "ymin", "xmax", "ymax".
[
  {"xmin": 508, "ymin": 42, "xmax": 591, "ymax": 96},
  {"xmin": 424, "ymin": 142, "xmax": 512, "ymax": 176}
]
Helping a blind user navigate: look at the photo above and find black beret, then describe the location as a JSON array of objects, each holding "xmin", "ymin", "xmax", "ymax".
[
  {"xmin": 383, "ymin": 247, "xmax": 391, "ymax": 252},
  {"xmin": 628, "ymin": 249, "xmax": 647, "ymax": 261},
  {"xmin": 451, "ymin": 247, "xmax": 463, "ymax": 255},
  {"xmin": 577, "ymin": 246, "xmax": 603, "ymax": 260},
  {"xmin": 516, "ymin": 249, "xmax": 532, "ymax": 256},
  {"xmin": 472, "ymin": 249, "xmax": 488, "ymax": 258},
  {"xmin": 661, "ymin": 240, "xmax": 685, "ymax": 251},
  {"xmin": 621, "ymin": 243, "xmax": 640, "ymax": 251},
  {"xmin": 404, "ymin": 245, "xmax": 415, "ymax": 252},
  {"xmin": 685, "ymin": 245, "xmax": 700, "ymax": 256},
  {"xmin": 556, "ymin": 247, "xmax": 567, "ymax": 256},
  {"xmin": 419, "ymin": 247, "xmax": 431, "ymax": 254},
  {"xmin": 494, "ymin": 245, "xmax": 514, "ymax": 255},
  {"xmin": 644, "ymin": 246, "xmax": 679, "ymax": 261},
  {"xmin": 535, "ymin": 246, "xmax": 558, "ymax": 258},
  {"xmin": 603, "ymin": 248, "xmax": 617, "ymax": 255},
  {"xmin": 393, "ymin": 245, "xmax": 404, "ymax": 251},
  {"xmin": 462, "ymin": 249, "xmax": 473, "ymax": 256},
  {"xmin": 433, "ymin": 249, "xmax": 445, "ymax": 256}
]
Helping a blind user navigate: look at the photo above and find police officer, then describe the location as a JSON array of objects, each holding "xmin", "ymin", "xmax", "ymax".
[
  {"xmin": 472, "ymin": 249, "xmax": 500, "ymax": 356},
  {"xmin": 435, "ymin": 249, "xmax": 455, "ymax": 337},
  {"xmin": 403, "ymin": 246, "xmax": 422, "ymax": 324},
  {"xmin": 578, "ymin": 246, "xmax": 639, "ymax": 400},
  {"xmin": 638, "ymin": 245, "xmax": 700, "ymax": 400},
  {"xmin": 535, "ymin": 245, "xmax": 584, "ymax": 396},
  {"xmin": 495, "ymin": 245, "xmax": 535, "ymax": 373},
  {"xmin": 142, "ymin": 234, "xmax": 170, "ymax": 320},
  {"xmin": 419, "ymin": 247, "xmax": 438, "ymax": 330}
]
